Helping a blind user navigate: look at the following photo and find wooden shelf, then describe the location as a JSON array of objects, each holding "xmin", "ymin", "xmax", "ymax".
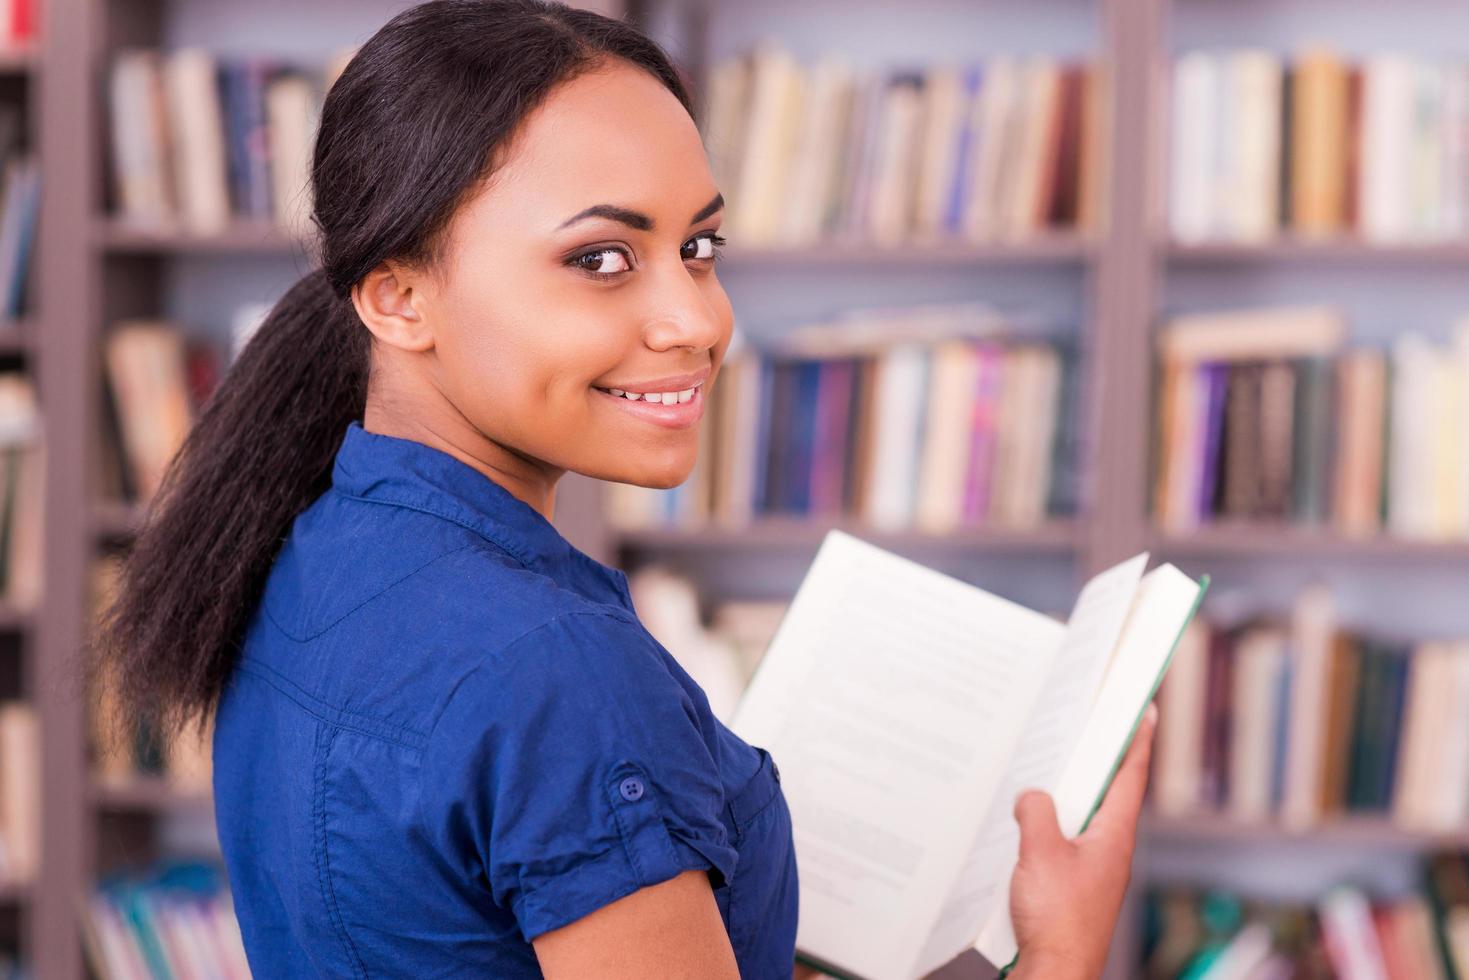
[
  {"xmin": 613, "ymin": 517, "xmax": 1080, "ymax": 554},
  {"xmin": 1151, "ymin": 523, "xmax": 1469, "ymax": 560},
  {"xmin": 90, "ymin": 776, "xmax": 211, "ymax": 813},
  {"xmin": 0, "ymin": 601, "xmax": 34, "ymax": 633},
  {"xmin": 0, "ymin": 47, "xmax": 36, "ymax": 75},
  {"xmin": 1167, "ymin": 237, "xmax": 1469, "ymax": 264},
  {"xmin": 1144, "ymin": 812, "xmax": 1469, "ymax": 850},
  {"xmin": 94, "ymin": 217, "xmax": 314, "ymax": 256},
  {"xmin": 0, "ymin": 322, "xmax": 29, "ymax": 356}
]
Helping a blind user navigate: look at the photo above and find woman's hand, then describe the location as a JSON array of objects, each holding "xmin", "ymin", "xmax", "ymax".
[{"xmin": 1006, "ymin": 701, "xmax": 1158, "ymax": 980}]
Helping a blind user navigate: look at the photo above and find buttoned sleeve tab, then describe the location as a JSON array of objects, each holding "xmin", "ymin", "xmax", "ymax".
[{"xmin": 418, "ymin": 608, "xmax": 739, "ymax": 943}]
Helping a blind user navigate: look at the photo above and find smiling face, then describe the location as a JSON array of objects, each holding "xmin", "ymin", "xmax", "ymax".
[{"xmin": 355, "ymin": 57, "xmax": 735, "ymax": 508}]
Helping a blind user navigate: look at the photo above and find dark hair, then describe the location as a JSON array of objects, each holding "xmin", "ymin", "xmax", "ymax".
[{"xmin": 87, "ymin": 0, "xmax": 695, "ymax": 746}]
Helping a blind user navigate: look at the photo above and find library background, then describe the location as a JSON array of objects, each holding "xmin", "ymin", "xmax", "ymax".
[{"xmin": 0, "ymin": 0, "xmax": 1463, "ymax": 975}]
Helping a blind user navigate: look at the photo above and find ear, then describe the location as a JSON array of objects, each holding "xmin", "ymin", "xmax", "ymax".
[{"xmin": 351, "ymin": 260, "xmax": 435, "ymax": 353}]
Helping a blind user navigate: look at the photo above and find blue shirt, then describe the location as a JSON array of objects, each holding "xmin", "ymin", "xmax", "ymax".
[{"xmin": 212, "ymin": 420, "xmax": 799, "ymax": 977}]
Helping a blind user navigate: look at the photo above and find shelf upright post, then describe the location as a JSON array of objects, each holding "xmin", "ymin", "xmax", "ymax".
[
  {"xmin": 1089, "ymin": 0, "xmax": 1169, "ymax": 977},
  {"xmin": 1085, "ymin": 0, "xmax": 1169, "ymax": 582},
  {"xmin": 36, "ymin": 0, "xmax": 103, "ymax": 973}
]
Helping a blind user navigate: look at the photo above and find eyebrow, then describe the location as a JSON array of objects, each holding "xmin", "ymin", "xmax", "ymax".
[{"xmin": 556, "ymin": 191, "xmax": 724, "ymax": 232}]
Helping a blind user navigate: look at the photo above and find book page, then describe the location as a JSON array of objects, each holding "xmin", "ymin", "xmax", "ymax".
[
  {"xmin": 973, "ymin": 564, "xmax": 1209, "ymax": 970},
  {"xmin": 912, "ymin": 553, "xmax": 1149, "ymax": 977},
  {"xmin": 730, "ymin": 530, "xmax": 1066, "ymax": 980}
]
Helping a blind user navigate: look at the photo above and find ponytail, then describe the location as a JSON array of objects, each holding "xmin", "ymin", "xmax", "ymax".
[
  {"xmin": 86, "ymin": 0, "xmax": 694, "ymax": 743},
  {"xmin": 90, "ymin": 269, "xmax": 368, "ymax": 741}
]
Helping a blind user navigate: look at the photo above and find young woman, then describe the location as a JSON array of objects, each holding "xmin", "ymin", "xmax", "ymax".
[{"xmin": 90, "ymin": 1, "xmax": 1156, "ymax": 976}]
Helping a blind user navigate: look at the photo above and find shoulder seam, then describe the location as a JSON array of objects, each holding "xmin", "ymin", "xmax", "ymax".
[
  {"xmin": 236, "ymin": 660, "xmax": 429, "ymax": 750},
  {"xmin": 262, "ymin": 540, "xmax": 482, "ymax": 643},
  {"xmin": 330, "ymin": 488, "xmax": 536, "ymax": 570}
]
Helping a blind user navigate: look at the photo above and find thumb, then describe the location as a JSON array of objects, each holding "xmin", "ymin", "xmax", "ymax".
[{"xmin": 1014, "ymin": 789, "xmax": 1065, "ymax": 862}]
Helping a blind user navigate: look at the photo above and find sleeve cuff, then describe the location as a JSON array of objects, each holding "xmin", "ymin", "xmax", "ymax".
[{"xmin": 512, "ymin": 761, "xmax": 739, "ymax": 942}]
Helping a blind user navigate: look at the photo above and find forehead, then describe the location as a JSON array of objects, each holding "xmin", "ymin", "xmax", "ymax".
[{"xmin": 483, "ymin": 61, "xmax": 713, "ymax": 231}]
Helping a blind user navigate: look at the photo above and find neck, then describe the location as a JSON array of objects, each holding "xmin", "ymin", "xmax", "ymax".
[{"xmin": 362, "ymin": 383, "xmax": 561, "ymax": 523}]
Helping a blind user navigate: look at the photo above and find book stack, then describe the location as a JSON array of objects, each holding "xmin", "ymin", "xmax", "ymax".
[
  {"xmin": 106, "ymin": 47, "xmax": 355, "ymax": 237},
  {"xmin": 1153, "ymin": 304, "xmax": 1469, "ymax": 540},
  {"xmin": 705, "ymin": 41, "xmax": 1105, "ymax": 247},
  {"xmin": 99, "ymin": 320, "xmax": 222, "ymax": 508},
  {"xmin": 88, "ymin": 555, "xmax": 212, "ymax": 797},
  {"xmin": 80, "ymin": 860, "xmax": 250, "ymax": 980},
  {"xmin": 1152, "ymin": 583, "xmax": 1469, "ymax": 832},
  {"xmin": 1142, "ymin": 874, "xmax": 1467, "ymax": 978},
  {"xmin": 0, "ymin": 372, "xmax": 39, "ymax": 610},
  {"xmin": 1171, "ymin": 47, "xmax": 1469, "ymax": 244},
  {"xmin": 606, "ymin": 304, "xmax": 1082, "ymax": 533}
]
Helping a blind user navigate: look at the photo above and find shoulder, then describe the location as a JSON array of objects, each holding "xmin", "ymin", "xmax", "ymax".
[
  {"xmin": 261, "ymin": 488, "xmax": 601, "ymax": 645},
  {"xmin": 414, "ymin": 606, "xmax": 740, "ymax": 939}
]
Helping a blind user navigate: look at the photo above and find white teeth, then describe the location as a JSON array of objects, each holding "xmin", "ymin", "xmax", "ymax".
[{"xmin": 600, "ymin": 382, "xmax": 701, "ymax": 404}]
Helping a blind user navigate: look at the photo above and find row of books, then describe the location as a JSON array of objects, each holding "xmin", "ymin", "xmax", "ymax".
[
  {"xmin": 1153, "ymin": 583, "xmax": 1469, "ymax": 832},
  {"xmin": 99, "ymin": 320, "xmax": 222, "ymax": 506},
  {"xmin": 89, "ymin": 555, "xmax": 212, "ymax": 796},
  {"xmin": 1142, "ymin": 865, "xmax": 1469, "ymax": 979},
  {"xmin": 107, "ymin": 47, "xmax": 353, "ymax": 237},
  {"xmin": 81, "ymin": 861, "xmax": 248, "ymax": 980},
  {"xmin": 0, "ymin": 373, "xmax": 38, "ymax": 610},
  {"xmin": 605, "ymin": 305, "xmax": 1082, "ymax": 533},
  {"xmin": 1153, "ymin": 305, "xmax": 1469, "ymax": 540},
  {"xmin": 1171, "ymin": 48, "xmax": 1469, "ymax": 244},
  {"xmin": 704, "ymin": 43, "xmax": 1103, "ymax": 248}
]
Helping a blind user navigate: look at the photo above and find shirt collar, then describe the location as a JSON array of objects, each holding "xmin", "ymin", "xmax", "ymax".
[{"xmin": 329, "ymin": 420, "xmax": 633, "ymax": 609}]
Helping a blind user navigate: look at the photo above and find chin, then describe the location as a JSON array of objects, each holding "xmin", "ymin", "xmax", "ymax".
[{"xmin": 614, "ymin": 452, "xmax": 696, "ymax": 490}]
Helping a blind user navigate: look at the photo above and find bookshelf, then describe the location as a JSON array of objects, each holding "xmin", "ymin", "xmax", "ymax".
[{"xmin": 14, "ymin": 0, "xmax": 1468, "ymax": 977}]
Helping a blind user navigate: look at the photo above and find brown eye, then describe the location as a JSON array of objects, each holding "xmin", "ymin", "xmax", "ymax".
[
  {"xmin": 572, "ymin": 247, "xmax": 632, "ymax": 278},
  {"xmin": 683, "ymin": 232, "xmax": 726, "ymax": 262}
]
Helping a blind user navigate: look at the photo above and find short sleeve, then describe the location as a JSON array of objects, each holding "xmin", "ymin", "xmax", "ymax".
[{"xmin": 417, "ymin": 608, "xmax": 740, "ymax": 942}]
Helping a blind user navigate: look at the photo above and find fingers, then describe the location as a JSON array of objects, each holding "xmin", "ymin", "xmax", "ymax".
[
  {"xmin": 1014, "ymin": 788, "xmax": 1066, "ymax": 862},
  {"xmin": 1084, "ymin": 700, "xmax": 1158, "ymax": 840}
]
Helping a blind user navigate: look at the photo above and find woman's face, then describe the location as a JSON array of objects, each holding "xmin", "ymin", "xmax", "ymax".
[{"xmin": 410, "ymin": 59, "xmax": 734, "ymax": 492}]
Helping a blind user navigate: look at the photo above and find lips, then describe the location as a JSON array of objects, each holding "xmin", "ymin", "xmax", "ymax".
[{"xmin": 592, "ymin": 380, "xmax": 706, "ymax": 430}]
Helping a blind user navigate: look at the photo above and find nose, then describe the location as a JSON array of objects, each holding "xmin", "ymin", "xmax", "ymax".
[{"xmin": 640, "ymin": 270, "xmax": 725, "ymax": 354}]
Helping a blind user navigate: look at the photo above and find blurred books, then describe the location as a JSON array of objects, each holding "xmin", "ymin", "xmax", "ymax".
[
  {"xmin": 1142, "ymin": 867, "xmax": 1469, "ymax": 979},
  {"xmin": 106, "ymin": 46, "xmax": 355, "ymax": 237},
  {"xmin": 0, "ymin": 372, "xmax": 39, "ymax": 611},
  {"xmin": 1153, "ymin": 304, "xmax": 1469, "ymax": 541},
  {"xmin": 80, "ymin": 860, "xmax": 249, "ymax": 980},
  {"xmin": 1153, "ymin": 584, "xmax": 1469, "ymax": 833},
  {"xmin": 1171, "ymin": 47, "xmax": 1469, "ymax": 245},
  {"xmin": 98, "ymin": 320, "xmax": 222, "ymax": 508},
  {"xmin": 607, "ymin": 304, "xmax": 1082, "ymax": 533},
  {"xmin": 706, "ymin": 42, "xmax": 1105, "ymax": 247}
]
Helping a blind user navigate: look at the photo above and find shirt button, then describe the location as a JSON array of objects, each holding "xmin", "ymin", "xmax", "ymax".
[{"xmin": 619, "ymin": 776, "xmax": 644, "ymax": 802}]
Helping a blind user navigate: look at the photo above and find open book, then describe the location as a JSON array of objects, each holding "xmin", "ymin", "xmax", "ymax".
[{"xmin": 729, "ymin": 530, "xmax": 1209, "ymax": 980}]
